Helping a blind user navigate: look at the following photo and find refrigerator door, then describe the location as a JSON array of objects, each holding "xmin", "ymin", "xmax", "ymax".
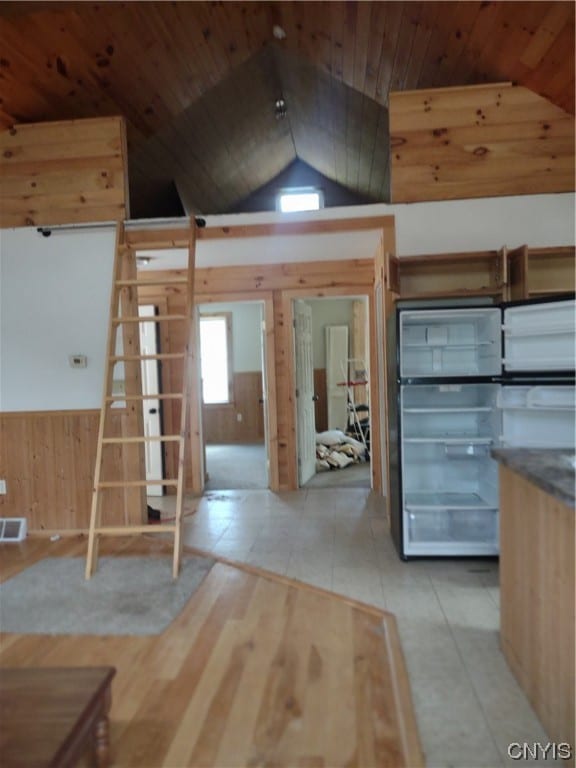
[
  {"xmin": 400, "ymin": 383, "xmax": 500, "ymax": 556},
  {"xmin": 399, "ymin": 308, "xmax": 501, "ymax": 379},
  {"xmin": 502, "ymin": 297, "xmax": 575, "ymax": 374},
  {"xmin": 499, "ymin": 384, "xmax": 576, "ymax": 448}
]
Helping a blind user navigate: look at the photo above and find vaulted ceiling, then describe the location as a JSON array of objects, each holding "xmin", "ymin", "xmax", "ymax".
[{"xmin": 0, "ymin": 1, "xmax": 574, "ymax": 217}]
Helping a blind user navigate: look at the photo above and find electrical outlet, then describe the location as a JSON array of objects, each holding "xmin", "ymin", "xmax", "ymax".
[
  {"xmin": 0, "ymin": 480, "xmax": 6, "ymax": 495},
  {"xmin": 236, "ymin": 413, "xmax": 243, "ymax": 422},
  {"xmin": 69, "ymin": 354, "xmax": 87, "ymax": 369}
]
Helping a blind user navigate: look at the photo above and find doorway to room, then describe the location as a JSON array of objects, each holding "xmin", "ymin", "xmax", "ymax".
[
  {"xmin": 198, "ymin": 299, "xmax": 270, "ymax": 490},
  {"xmin": 293, "ymin": 295, "xmax": 372, "ymax": 489}
]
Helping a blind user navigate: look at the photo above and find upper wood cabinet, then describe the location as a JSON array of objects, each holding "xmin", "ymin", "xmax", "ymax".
[
  {"xmin": 386, "ymin": 250, "xmax": 507, "ymax": 301},
  {"xmin": 507, "ymin": 246, "xmax": 575, "ymax": 301},
  {"xmin": 385, "ymin": 245, "xmax": 574, "ymax": 302}
]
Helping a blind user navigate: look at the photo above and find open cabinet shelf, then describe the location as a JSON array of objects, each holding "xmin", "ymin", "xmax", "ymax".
[
  {"xmin": 508, "ymin": 245, "xmax": 575, "ymax": 300},
  {"xmin": 384, "ymin": 245, "xmax": 574, "ymax": 303},
  {"xmin": 392, "ymin": 250, "xmax": 505, "ymax": 300}
]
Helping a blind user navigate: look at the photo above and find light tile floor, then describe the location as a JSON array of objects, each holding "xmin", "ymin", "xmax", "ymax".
[{"xmin": 151, "ymin": 488, "xmax": 559, "ymax": 768}]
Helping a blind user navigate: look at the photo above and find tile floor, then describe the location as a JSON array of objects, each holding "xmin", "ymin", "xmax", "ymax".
[{"xmin": 152, "ymin": 487, "xmax": 559, "ymax": 768}]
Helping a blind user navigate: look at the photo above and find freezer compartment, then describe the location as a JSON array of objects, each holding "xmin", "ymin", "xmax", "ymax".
[
  {"xmin": 499, "ymin": 385, "xmax": 576, "ymax": 448},
  {"xmin": 399, "ymin": 308, "xmax": 501, "ymax": 378},
  {"xmin": 503, "ymin": 299, "xmax": 575, "ymax": 372},
  {"xmin": 406, "ymin": 507, "xmax": 498, "ymax": 544}
]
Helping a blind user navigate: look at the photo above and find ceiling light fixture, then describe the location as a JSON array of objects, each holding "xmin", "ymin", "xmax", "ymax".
[
  {"xmin": 136, "ymin": 256, "xmax": 151, "ymax": 266},
  {"xmin": 275, "ymin": 97, "xmax": 287, "ymax": 120}
]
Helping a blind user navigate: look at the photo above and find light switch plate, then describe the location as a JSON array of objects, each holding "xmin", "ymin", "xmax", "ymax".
[{"xmin": 0, "ymin": 480, "xmax": 7, "ymax": 495}]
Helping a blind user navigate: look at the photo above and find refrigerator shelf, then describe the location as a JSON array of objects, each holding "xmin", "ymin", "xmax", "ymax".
[
  {"xmin": 502, "ymin": 356, "xmax": 572, "ymax": 368},
  {"xmin": 404, "ymin": 492, "xmax": 496, "ymax": 509},
  {"xmin": 402, "ymin": 341, "xmax": 494, "ymax": 349},
  {"xmin": 403, "ymin": 437, "xmax": 492, "ymax": 445},
  {"xmin": 403, "ymin": 407, "xmax": 492, "ymax": 413}
]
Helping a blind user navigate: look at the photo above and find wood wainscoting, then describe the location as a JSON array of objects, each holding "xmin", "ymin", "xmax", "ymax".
[
  {"xmin": 203, "ymin": 371, "xmax": 264, "ymax": 444},
  {"xmin": 0, "ymin": 409, "xmax": 135, "ymax": 533}
]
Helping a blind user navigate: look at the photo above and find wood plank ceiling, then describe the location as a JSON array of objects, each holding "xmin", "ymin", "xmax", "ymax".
[{"xmin": 0, "ymin": 1, "xmax": 574, "ymax": 217}]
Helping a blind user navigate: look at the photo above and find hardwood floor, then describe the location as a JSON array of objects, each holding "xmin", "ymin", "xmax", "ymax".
[{"xmin": 0, "ymin": 536, "xmax": 423, "ymax": 768}]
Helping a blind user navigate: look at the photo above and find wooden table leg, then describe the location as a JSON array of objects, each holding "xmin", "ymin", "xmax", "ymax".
[{"xmin": 95, "ymin": 715, "xmax": 110, "ymax": 768}]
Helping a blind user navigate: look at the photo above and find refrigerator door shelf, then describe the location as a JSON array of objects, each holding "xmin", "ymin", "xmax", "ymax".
[
  {"xmin": 503, "ymin": 299, "xmax": 575, "ymax": 373},
  {"xmin": 499, "ymin": 385, "xmax": 576, "ymax": 448},
  {"xmin": 497, "ymin": 385, "xmax": 575, "ymax": 409}
]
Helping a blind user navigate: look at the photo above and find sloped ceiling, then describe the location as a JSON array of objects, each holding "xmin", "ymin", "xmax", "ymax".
[{"xmin": 0, "ymin": 1, "xmax": 573, "ymax": 217}]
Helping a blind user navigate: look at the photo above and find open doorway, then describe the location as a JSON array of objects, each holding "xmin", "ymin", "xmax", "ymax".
[
  {"xmin": 198, "ymin": 300, "xmax": 269, "ymax": 490},
  {"xmin": 294, "ymin": 296, "xmax": 372, "ymax": 489}
]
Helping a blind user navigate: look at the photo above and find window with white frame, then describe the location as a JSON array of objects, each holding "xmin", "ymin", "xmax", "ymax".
[{"xmin": 199, "ymin": 314, "xmax": 233, "ymax": 404}]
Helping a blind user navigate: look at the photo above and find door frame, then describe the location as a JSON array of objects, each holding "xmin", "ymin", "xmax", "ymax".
[
  {"xmin": 192, "ymin": 291, "xmax": 279, "ymax": 492},
  {"xmin": 284, "ymin": 286, "xmax": 381, "ymax": 493}
]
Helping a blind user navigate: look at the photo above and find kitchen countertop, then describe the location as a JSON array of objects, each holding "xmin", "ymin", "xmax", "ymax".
[{"xmin": 491, "ymin": 448, "xmax": 575, "ymax": 508}]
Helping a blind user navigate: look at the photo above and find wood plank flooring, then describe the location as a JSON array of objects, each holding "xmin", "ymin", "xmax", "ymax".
[{"xmin": 0, "ymin": 536, "xmax": 423, "ymax": 768}]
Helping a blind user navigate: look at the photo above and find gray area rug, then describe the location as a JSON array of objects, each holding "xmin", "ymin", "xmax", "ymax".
[{"xmin": 0, "ymin": 555, "xmax": 214, "ymax": 636}]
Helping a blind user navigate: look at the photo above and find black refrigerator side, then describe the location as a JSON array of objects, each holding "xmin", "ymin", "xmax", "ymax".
[{"xmin": 386, "ymin": 307, "xmax": 405, "ymax": 558}]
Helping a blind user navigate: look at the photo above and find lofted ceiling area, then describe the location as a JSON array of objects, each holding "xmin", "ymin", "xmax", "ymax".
[{"xmin": 0, "ymin": 1, "xmax": 574, "ymax": 218}]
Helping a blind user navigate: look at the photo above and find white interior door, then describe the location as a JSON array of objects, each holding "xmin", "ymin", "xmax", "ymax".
[
  {"xmin": 326, "ymin": 325, "xmax": 349, "ymax": 430},
  {"xmin": 139, "ymin": 305, "xmax": 163, "ymax": 496},
  {"xmin": 294, "ymin": 300, "xmax": 316, "ymax": 486}
]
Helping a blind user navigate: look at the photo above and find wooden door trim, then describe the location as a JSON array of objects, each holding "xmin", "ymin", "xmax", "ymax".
[
  {"xmin": 193, "ymin": 292, "xmax": 278, "ymax": 492},
  {"xmin": 284, "ymin": 286, "xmax": 380, "ymax": 492}
]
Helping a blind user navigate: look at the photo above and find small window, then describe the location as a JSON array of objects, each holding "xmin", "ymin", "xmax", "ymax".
[
  {"xmin": 199, "ymin": 314, "xmax": 233, "ymax": 405},
  {"xmin": 277, "ymin": 187, "xmax": 323, "ymax": 213}
]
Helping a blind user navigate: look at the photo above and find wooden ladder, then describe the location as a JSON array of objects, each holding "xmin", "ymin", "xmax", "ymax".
[{"xmin": 85, "ymin": 220, "xmax": 197, "ymax": 580}]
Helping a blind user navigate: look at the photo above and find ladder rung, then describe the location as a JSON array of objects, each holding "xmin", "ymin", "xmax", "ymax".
[
  {"xmin": 112, "ymin": 315, "xmax": 187, "ymax": 324},
  {"xmin": 102, "ymin": 435, "xmax": 182, "ymax": 444},
  {"xmin": 98, "ymin": 480, "xmax": 179, "ymax": 488},
  {"xmin": 94, "ymin": 524, "xmax": 177, "ymax": 536},
  {"xmin": 110, "ymin": 354, "xmax": 185, "ymax": 362},
  {"xmin": 106, "ymin": 393, "xmax": 184, "ymax": 402},
  {"xmin": 116, "ymin": 278, "xmax": 188, "ymax": 287}
]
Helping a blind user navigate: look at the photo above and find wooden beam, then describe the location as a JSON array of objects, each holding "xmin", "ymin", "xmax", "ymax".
[{"xmin": 125, "ymin": 216, "xmax": 395, "ymax": 250}]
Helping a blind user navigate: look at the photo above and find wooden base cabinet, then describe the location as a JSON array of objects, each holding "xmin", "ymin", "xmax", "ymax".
[{"xmin": 499, "ymin": 465, "xmax": 575, "ymax": 752}]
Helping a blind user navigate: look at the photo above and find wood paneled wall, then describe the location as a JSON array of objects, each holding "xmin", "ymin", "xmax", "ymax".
[
  {"xmin": 203, "ymin": 372, "xmax": 264, "ymax": 444},
  {"xmin": 390, "ymin": 83, "xmax": 575, "ymax": 202},
  {"xmin": 0, "ymin": 410, "xmax": 131, "ymax": 532},
  {"xmin": 0, "ymin": 117, "xmax": 129, "ymax": 227}
]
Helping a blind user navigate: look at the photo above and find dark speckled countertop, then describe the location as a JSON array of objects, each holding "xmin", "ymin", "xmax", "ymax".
[{"xmin": 491, "ymin": 448, "xmax": 575, "ymax": 508}]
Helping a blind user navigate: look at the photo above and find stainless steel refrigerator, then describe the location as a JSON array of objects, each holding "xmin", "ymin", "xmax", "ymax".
[{"xmin": 387, "ymin": 295, "xmax": 575, "ymax": 559}]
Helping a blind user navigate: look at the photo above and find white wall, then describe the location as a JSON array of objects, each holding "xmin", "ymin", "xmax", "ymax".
[
  {"xmin": 389, "ymin": 193, "xmax": 575, "ymax": 256},
  {"xmin": 308, "ymin": 299, "xmax": 354, "ymax": 369},
  {"xmin": 197, "ymin": 301, "xmax": 262, "ymax": 372},
  {"xmin": 0, "ymin": 226, "xmax": 116, "ymax": 411}
]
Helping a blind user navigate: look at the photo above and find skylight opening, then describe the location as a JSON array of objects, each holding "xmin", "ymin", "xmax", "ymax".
[{"xmin": 277, "ymin": 188, "xmax": 323, "ymax": 213}]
